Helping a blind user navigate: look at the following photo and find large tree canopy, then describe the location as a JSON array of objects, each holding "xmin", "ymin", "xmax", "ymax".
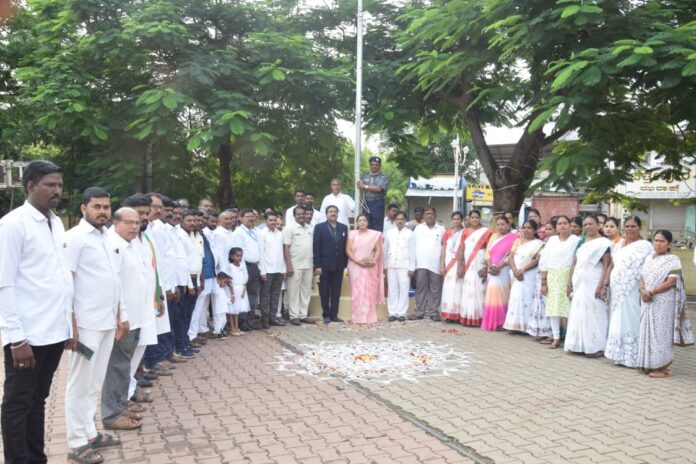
[{"xmin": 367, "ymin": 0, "xmax": 696, "ymax": 212}]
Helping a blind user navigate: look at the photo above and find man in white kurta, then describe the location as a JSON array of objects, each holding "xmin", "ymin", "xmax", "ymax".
[
  {"xmin": 319, "ymin": 179, "xmax": 355, "ymax": 227},
  {"xmin": 384, "ymin": 212, "xmax": 413, "ymax": 320},
  {"xmin": 410, "ymin": 207, "xmax": 445, "ymax": 320},
  {"xmin": 65, "ymin": 188, "xmax": 128, "ymax": 453}
]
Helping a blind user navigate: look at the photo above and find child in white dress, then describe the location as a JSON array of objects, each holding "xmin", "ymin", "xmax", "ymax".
[{"xmin": 222, "ymin": 247, "xmax": 250, "ymax": 336}]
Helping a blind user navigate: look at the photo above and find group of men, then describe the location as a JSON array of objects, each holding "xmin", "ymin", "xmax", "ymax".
[{"xmin": 0, "ymin": 156, "xmax": 394, "ymax": 464}]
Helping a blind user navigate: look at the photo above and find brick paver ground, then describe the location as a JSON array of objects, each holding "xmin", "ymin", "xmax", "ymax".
[
  {"xmin": 0, "ymin": 331, "xmax": 473, "ymax": 464},
  {"xmin": 276, "ymin": 320, "xmax": 696, "ymax": 464}
]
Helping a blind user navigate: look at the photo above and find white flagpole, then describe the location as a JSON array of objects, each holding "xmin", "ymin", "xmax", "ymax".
[{"xmin": 354, "ymin": 0, "xmax": 363, "ymax": 229}]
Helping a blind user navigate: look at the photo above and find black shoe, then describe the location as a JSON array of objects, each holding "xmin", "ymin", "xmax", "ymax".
[
  {"xmin": 388, "ymin": 316, "xmax": 397, "ymax": 322},
  {"xmin": 398, "ymin": 316, "xmax": 406, "ymax": 322},
  {"xmin": 137, "ymin": 379, "xmax": 154, "ymax": 388},
  {"xmin": 323, "ymin": 317, "xmax": 332, "ymax": 325},
  {"xmin": 143, "ymin": 372, "xmax": 158, "ymax": 381},
  {"xmin": 330, "ymin": 317, "xmax": 344, "ymax": 323},
  {"xmin": 270, "ymin": 318, "xmax": 286, "ymax": 327},
  {"xmin": 431, "ymin": 315, "xmax": 441, "ymax": 322},
  {"xmin": 261, "ymin": 318, "xmax": 270, "ymax": 330}
]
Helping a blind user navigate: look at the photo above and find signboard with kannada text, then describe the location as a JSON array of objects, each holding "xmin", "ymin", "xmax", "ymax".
[{"xmin": 466, "ymin": 183, "xmax": 494, "ymax": 202}]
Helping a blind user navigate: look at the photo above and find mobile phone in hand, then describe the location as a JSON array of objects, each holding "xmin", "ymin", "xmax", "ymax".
[{"xmin": 75, "ymin": 341, "xmax": 94, "ymax": 361}]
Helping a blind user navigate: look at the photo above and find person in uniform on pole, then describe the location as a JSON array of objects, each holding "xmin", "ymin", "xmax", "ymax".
[{"xmin": 356, "ymin": 156, "xmax": 388, "ymax": 232}]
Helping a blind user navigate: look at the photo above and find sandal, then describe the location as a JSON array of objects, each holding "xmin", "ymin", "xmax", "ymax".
[
  {"xmin": 539, "ymin": 338, "xmax": 552, "ymax": 345},
  {"xmin": 68, "ymin": 444, "xmax": 104, "ymax": 464},
  {"xmin": 90, "ymin": 432, "xmax": 121, "ymax": 449},
  {"xmin": 585, "ymin": 351, "xmax": 604, "ymax": 358},
  {"xmin": 130, "ymin": 389, "xmax": 153, "ymax": 403},
  {"xmin": 648, "ymin": 369, "xmax": 672, "ymax": 378},
  {"xmin": 548, "ymin": 340, "xmax": 561, "ymax": 349}
]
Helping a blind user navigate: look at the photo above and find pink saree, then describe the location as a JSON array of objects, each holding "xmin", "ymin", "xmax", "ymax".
[
  {"xmin": 481, "ymin": 232, "xmax": 518, "ymax": 331},
  {"xmin": 347, "ymin": 229, "xmax": 384, "ymax": 323}
]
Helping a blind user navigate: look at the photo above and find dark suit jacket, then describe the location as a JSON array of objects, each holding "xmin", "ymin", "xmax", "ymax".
[{"xmin": 313, "ymin": 221, "xmax": 348, "ymax": 271}]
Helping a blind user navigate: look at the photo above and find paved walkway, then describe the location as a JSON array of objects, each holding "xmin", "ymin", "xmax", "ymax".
[{"xmin": 1, "ymin": 318, "xmax": 695, "ymax": 463}]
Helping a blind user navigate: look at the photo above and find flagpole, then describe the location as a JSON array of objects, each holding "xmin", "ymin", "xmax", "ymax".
[{"xmin": 354, "ymin": 0, "xmax": 363, "ymax": 229}]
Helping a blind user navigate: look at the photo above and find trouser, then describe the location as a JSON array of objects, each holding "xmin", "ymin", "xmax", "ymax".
[
  {"xmin": 245, "ymin": 262, "xmax": 261, "ymax": 314},
  {"xmin": 415, "ymin": 269, "xmax": 443, "ymax": 317},
  {"xmin": 182, "ymin": 279, "xmax": 198, "ymax": 340},
  {"xmin": 101, "ymin": 328, "xmax": 140, "ymax": 426},
  {"xmin": 128, "ymin": 344, "xmax": 146, "ymax": 399},
  {"xmin": 211, "ymin": 286, "xmax": 228, "ymax": 334},
  {"xmin": 66, "ymin": 328, "xmax": 115, "ymax": 449},
  {"xmin": 189, "ymin": 284, "xmax": 214, "ymax": 341},
  {"xmin": 287, "ymin": 267, "xmax": 313, "ymax": 319},
  {"xmin": 260, "ymin": 273, "xmax": 284, "ymax": 321},
  {"xmin": 168, "ymin": 288, "xmax": 188, "ymax": 353},
  {"xmin": 364, "ymin": 200, "xmax": 385, "ymax": 232},
  {"xmin": 550, "ymin": 317, "xmax": 561, "ymax": 339},
  {"xmin": 387, "ymin": 268, "xmax": 410, "ymax": 316},
  {"xmin": 2, "ymin": 341, "xmax": 64, "ymax": 464},
  {"xmin": 319, "ymin": 269, "xmax": 344, "ymax": 320}
]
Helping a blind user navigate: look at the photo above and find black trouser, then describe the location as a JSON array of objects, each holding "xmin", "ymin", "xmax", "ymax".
[
  {"xmin": 245, "ymin": 262, "xmax": 261, "ymax": 313},
  {"xmin": 364, "ymin": 199, "xmax": 384, "ymax": 232},
  {"xmin": 320, "ymin": 269, "xmax": 344, "ymax": 320},
  {"xmin": 2, "ymin": 341, "xmax": 65, "ymax": 464},
  {"xmin": 260, "ymin": 272, "xmax": 283, "ymax": 321}
]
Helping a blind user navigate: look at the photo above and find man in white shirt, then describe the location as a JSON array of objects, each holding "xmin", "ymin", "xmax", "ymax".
[
  {"xmin": 384, "ymin": 211, "xmax": 413, "ymax": 322},
  {"xmin": 285, "ymin": 188, "xmax": 306, "ymax": 224},
  {"xmin": 0, "ymin": 161, "xmax": 73, "ymax": 464},
  {"xmin": 283, "ymin": 206, "xmax": 315, "ymax": 325},
  {"xmin": 383, "ymin": 203, "xmax": 399, "ymax": 235},
  {"xmin": 231, "ymin": 208, "xmax": 262, "ymax": 330},
  {"xmin": 303, "ymin": 192, "xmax": 325, "ymax": 225},
  {"xmin": 258, "ymin": 211, "xmax": 287, "ymax": 328},
  {"xmin": 320, "ymin": 179, "xmax": 355, "ymax": 227},
  {"xmin": 176, "ymin": 210, "xmax": 203, "ymax": 355},
  {"xmin": 65, "ymin": 188, "xmax": 129, "ymax": 461},
  {"xmin": 409, "ymin": 207, "xmax": 445, "ymax": 321},
  {"xmin": 101, "ymin": 207, "xmax": 150, "ymax": 431}
]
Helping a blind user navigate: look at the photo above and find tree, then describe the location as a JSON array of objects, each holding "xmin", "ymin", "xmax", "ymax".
[
  {"xmin": 2, "ymin": 0, "xmax": 351, "ymax": 211},
  {"xmin": 367, "ymin": 0, "xmax": 696, "ymax": 212}
]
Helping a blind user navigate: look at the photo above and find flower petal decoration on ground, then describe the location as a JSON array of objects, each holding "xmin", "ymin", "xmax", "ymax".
[{"xmin": 269, "ymin": 338, "xmax": 473, "ymax": 384}]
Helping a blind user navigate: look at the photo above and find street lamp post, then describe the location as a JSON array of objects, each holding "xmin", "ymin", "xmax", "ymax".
[
  {"xmin": 451, "ymin": 136, "xmax": 460, "ymax": 211},
  {"xmin": 354, "ymin": 0, "xmax": 363, "ymax": 228}
]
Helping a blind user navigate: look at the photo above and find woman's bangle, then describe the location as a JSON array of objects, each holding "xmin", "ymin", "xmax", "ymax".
[{"xmin": 10, "ymin": 339, "xmax": 28, "ymax": 350}]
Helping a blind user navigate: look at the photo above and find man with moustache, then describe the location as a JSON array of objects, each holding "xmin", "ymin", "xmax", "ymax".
[
  {"xmin": 211, "ymin": 210, "xmax": 237, "ymax": 336},
  {"xmin": 285, "ymin": 189, "xmax": 306, "ymax": 224},
  {"xmin": 320, "ymin": 179, "xmax": 355, "ymax": 227},
  {"xmin": 0, "ymin": 160, "xmax": 74, "ymax": 464},
  {"xmin": 101, "ymin": 207, "xmax": 148, "ymax": 430},
  {"xmin": 313, "ymin": 205, "xmax": 348, "ymax": 324},
  {"xmin": 64, "ymin": 187, "xmax": 129, "ymax": 462},
  {"xmin": 283, "ymin": 206, "xmax": 315, "ymax": 326},
  {"xmin": 410, "ymin": 207, "xmax": 445, "ymax": 321},
  {"xmin": 231, "ymin": 208, "xmax": 262, "ymax": 330},
  {"xmin": 258, "ymin": 211, "xmax": 287, "ymax": 329},
  {"xmin": 176, "ymin": 210, "xmax": 203, "ymax": 355},
  {"xmin": 357, "ymin": 156, "xmax": 388, "ymax": 232}
]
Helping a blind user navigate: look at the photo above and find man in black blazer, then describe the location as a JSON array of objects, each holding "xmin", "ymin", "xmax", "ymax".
[{"xmin": 313, "ymin": 205, "xmax": 349, "ymax": 323}]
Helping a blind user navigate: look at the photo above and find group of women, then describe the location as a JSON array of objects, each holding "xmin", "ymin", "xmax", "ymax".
[{"xmin": 439, "ymin": 209, "xmax": 694, "ymax": 378}]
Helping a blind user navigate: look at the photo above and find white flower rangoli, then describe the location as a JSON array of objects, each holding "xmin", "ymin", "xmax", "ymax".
[{"xmin": 269, "ymin": 338, "xmax": 472, "ymax": 384}]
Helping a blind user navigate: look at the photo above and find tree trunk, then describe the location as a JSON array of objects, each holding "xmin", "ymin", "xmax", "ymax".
[{"xmin": 216, "ymin": 143, "xmax": 235, "ymax": 209}]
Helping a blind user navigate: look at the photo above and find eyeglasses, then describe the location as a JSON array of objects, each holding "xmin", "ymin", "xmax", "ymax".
[{"xmin": 117, "ymin": 220, "xmax": 141, "ymax": 226}]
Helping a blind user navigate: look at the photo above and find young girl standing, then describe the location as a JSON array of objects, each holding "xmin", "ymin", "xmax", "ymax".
[{"xmin": 223, "ymin": 247, "xmax": 250, "ymax": 336}]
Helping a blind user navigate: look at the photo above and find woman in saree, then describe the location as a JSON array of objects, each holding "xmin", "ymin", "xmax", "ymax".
[
  {"xmin": 540, "ymin": 216, "xmax": 580, "ymax": 348},
  {"xmin": 526, "ymin": 219, "xmax": 557, "ymax": 341},
  {"xmin": 346, "ymin": 214, "xmax": 384, "ymax": 324},
  {"xmin": 440, "ymin": 211, "xmax": 465, "ymax": 321},
  {"xmin": 565, "ymin": 215, "xmax": 612, "ymax": 357},
  {"xmin": 603, "ymin": 217, "xmax": 624, "ymax": 252},
  {"xmin": 481, "ymin": 215, "xmax": 518, "ymax": 331},
  {"xmin": 604, "ymin": 216, "xmax": 652, "ymax": 367},
  {"xmin": 637, "ymin": 230, "xmax": 686, "ymax": 377},
  {"xmin": 503, "ymin": 220, "xmax": 544, "ymax": 333},
  {"xmin": 455, "ymin": 210, "xmax": 491, "ymax": 326},
  {"xmin": 527, "ymin": 208, "xmax": 546, "ymax": 241}
]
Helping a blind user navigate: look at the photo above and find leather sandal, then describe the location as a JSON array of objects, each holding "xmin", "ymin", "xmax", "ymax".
[
  {"xmin": 89, "ymin": 432, "xmax": 121, "ymax": 449},
  {"xmin": 68, "ymin": 444, "xmax": 103, "ymax": 463},
  {"xmin": 104, "ymin": 414, "xmax": 142, "ymax": 430},
  {"xmin": 130, "ymin": 390, "xmax": 153, "ymax": 403}
]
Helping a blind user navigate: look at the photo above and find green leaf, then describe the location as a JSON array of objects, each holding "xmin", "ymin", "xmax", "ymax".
[
  {"xmin": 555, "ymin": 157, "xmax": 570, "ymax": 175},
  {"xmin": 71, "ymin": 102, "xmax": 85, "ymax": 112},
  {"xmin": 682, "ymin": 61, "xmax": 696, "ymax": 76},
  {"xmin": 634, "ymin": 46, "xmax": 653, "ymax": 55},
  {"xmin": 93, "ymin": 126, "xmax": 108, "ymax": 141},
  {"xmin": 162, "ymin": 96, "xmax": 177, "ymax": 110},
  {"xmin": 611, "ymin": 45, "xmax": 633, "ymax": 56},
  {"xmin": 561, "ymin": 5, "xmax": 580, "ymax": 18},
  {"xmin": 578, "ymin": 5, "xmax": 602, "ymax": 14},
  {"xmin": 617, "ymin": 54, "xmax": 643, "ymax": 68},
  {"xmin": 143, "ymin": 92, "xmax": 162, "ymax": 105},
  {"xmin": 384, "ymin": 111, "xmax": 395, "ymax": 120},
  {"xmin": 229, "ymin": 119, "xmax": 245, "ymax": 135},
  {"xmin": 135, "ymin": 124, "xmax": 153, "ymax": 140},
  {"xmin": 272, "ymin": 69, "xmax": 285, "ymax": 81},
  {"xmin": 580, "ymin": 66, "xmax": 602, "ymax": 86},
  {"xmin": 551, "ymin": 60, "xmax": 588, "ymax": 90},
  {"xmin": 187, "ymin": 136, "xmax": 201, "ymax": 151},
  {"xmin": 528, "ymin": 106, "xmax": 557, "ymax": 132}
]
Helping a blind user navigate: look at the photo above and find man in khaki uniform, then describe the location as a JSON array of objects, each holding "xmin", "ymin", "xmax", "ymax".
[{"xmin": 283, "ymin": 205, "xmax": 315, "ymax": 326}]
